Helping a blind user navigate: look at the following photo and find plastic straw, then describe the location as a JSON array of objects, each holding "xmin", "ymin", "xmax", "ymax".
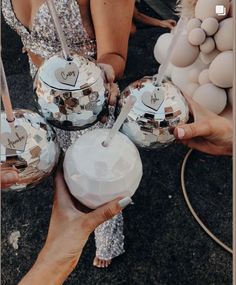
[
  {"xmin": 103, "ymin": 96, "xmax": 137, "ymax": 147},
  {"xmin": 46, "ymin": 0, "xmax": 71, "ymax": 59},
  {"xmin": 0, "ymin": 57, "xmax": 15, "ymax": 123},
  {"xmin": 155, "ymin": 16, "xmax": 186, "ymax": 86}
]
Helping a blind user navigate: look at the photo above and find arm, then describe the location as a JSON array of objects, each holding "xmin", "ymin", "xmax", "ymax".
[
  {"xmin": 18, "ymin": 168, "xmax": 131, "ymax": 285},
  {"xmin": 91, "ymin": 0, "xmax": 135, "ymax": 80}
]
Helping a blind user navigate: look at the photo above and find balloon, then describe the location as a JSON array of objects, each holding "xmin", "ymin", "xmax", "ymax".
[
  {"xmin": 193, "ymin": 83, "xmax": 227, "ymax": 114},
  {"xmin": 209, "ymin": 51, "xmax": 233, "ymax": 88},
  {"xmin": 154, "ymin": 33, "xmax": 173, "ymax": 64}
]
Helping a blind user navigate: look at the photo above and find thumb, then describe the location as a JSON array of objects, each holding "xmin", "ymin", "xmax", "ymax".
[
  {"xmin": 174, "ymin": 121, "xmax": 212, "ymax": 140},
  {"xmin": 85, "ymin": 197, "xmax": 132, "ymax": 231},
  {"xmin": 98, "ymin": 63, "xmax": 115, "ymax": 83}
]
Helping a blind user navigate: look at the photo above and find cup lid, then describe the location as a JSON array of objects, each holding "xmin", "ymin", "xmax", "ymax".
[{"xmin": 38, "ymin": 54, "xmax": 102, "ymax": 91}]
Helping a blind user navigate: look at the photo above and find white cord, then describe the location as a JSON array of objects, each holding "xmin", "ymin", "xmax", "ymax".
[{"xmin": 181, "ymin": 149, "xmax": 233, "ymax": 255}]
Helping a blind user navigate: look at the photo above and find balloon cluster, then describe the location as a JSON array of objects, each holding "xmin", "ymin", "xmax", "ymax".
[{"xmin": 154, "ymin": 0, "xmax": 233, "ymax": 114}]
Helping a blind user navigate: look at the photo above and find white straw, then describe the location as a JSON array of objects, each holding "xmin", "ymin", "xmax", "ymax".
[
  {"xmin": 46, "ymin": 0, "xmax": 71, "ymax": 59},
  {"xmin": 0, "ymin": 57, "xmax": 15, "ymax": 124},
  {"xmin": 103, "ymin": 96, "xmax": 137, "ymax": 147},
  {"xmin": 155, "ymin": 16, "xmax": 186, "ymax": 86}
]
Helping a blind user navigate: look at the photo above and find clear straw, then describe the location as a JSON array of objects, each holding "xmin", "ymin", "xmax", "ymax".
[
  {"xmin": 46, "ymin": 0, "xmax": 71, "ymax": 60},
  {"xmin": 154, "ymin": 16, "xmax": 186, "ymax": 86},
  {"xmin": 103, "ymin": 96, "xmax": 137, "ymax": 147},
  {"xmin": 0, "ymin": 57, "xmax": 15, "ymax": 124}
]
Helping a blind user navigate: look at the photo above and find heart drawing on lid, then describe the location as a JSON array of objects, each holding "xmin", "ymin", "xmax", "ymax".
[
  {"xmin": 55, "ymin": 62, "xmax": 79, "ymax": 87},
  {"xmin": 0, "ymin": 125, "xmax": 28, "ymax": 152},
  {"xmin": 141, "ymin": 87, "xmax": 165, "ymax": 111}
]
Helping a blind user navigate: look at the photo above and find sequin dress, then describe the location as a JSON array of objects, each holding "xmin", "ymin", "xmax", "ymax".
[{"xmin": 2, "ymin": 0, "xmax": 124, "ymax": 261}]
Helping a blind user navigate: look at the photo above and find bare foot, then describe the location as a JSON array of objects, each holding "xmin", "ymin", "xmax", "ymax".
[{"xmin": 93, "ymin": 257, "xmax": 112, "ymax": 268}]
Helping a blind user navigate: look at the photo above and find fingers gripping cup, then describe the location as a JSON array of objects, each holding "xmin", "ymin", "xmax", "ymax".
[{"xmin": 63, "ymin": 96, "xmax": 143, "ymax": 209}]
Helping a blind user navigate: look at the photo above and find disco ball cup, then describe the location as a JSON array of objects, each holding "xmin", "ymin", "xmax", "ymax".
[
  {"xmin": 119, "ymin": 77, "xmax": 189, "ymax": 149},
  {"xmin": 63, "ymin": 129, "xmax": 143, "ymax": 209},
  {"xmin": 0, "ymin": 110, "xmax": 59, "ymax": 191},
  {"xmin": 34, "ymin": 53, "xmax": 109, "ymax": 131}
]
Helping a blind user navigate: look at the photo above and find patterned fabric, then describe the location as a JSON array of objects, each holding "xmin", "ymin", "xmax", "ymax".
[
  {"xmin": 95, "ymin": 213, "xmax": 125, "ymax": 260},
  {"xmin": 2, "ymin": 0, "xmax": 124, "ymax": 260},
  {"xmin": 2, "ymin": 0, "xmax": 96, "ymax": 77}
]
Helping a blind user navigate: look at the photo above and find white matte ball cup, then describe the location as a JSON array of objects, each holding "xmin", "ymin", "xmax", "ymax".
[{"xmin": 64, "ymin": 129, "xmax": 143, "ymax": 209}]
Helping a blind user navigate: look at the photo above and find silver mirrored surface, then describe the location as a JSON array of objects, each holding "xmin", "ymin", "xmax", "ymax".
[
  {"xmin": 34, "ymin": 53, "xmax": 108, "ymax": 131},
  {"xmin": 119, "ymin": 77, "xmax": 189, "ymax": 149},
  {"xmin": 1, "ymin": 110, "xmax": 59, "ymax": 191}
]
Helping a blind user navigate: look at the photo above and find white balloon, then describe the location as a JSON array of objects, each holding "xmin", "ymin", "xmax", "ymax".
[
  {"xmin": 193, "ymin": 83, "xmax": 227, "ymax": 114},
  {"xmin": 171, "ymin": 56, "xmax": 208, "ymax": 92},
  {"xmin": 209, "ymin": 51, "xmax": 233, "ymax": 88},
  {"xmin": 154, "ymin": 33, "xmax": 173, "ymax": 64},
  {"xmin": 198, "ymin": 69, "xmax": 211, "ymax": 85}
]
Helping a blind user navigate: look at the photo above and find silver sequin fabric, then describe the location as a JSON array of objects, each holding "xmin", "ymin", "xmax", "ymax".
[
  {"xmin": 2, "ymin": 0, "xmax": 124, "ymax": 261},
  {"xmin": 2, "ymin": 0, "xmax": 96, "ymax": 77}
]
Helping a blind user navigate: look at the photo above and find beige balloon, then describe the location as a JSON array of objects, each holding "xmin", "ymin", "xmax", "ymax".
[
  {"xmin": 189, "ymin": 68, "xmax": 201, "ymax": 84},
  {"xmin": 195, "ymin": 0, "xmax": 230, "ymax": 21},
  {"xmin": 209, "ymin": 51, "xmax": 233, "ymax": 88},
  {"xmin": 198, "ymin": 69, "xmax": 211, "ymax": 85},
  {"xmin": 200, "ymin": 37, "xmax": 215, "ymax": 54},
  {"xmin": 182, "ymin": 83, "xmax": 200, "ymax": 98},
  {"xmin": 193, "ymin": 83, "xmax": 227, "ymax": 114},
  {"xmin": 188, "ymin": 28, "xmax": 206, "ymax": 46},
  {"xmin": 187, "ymin": 18, "xmax": 202, "ymax": 32},
  {"xmin": 199, "ymin": 49, "xmax": 220, "ymax": 65},
  {"xmin": 201, "ymin": 18, "xmax": 219, "ymax": 36},
  {"xmin": 171, "ymin": 34, "xmax": 200, "ymax": 67},
  {"xmin": 214, "ymin": 18, "xmax": 233, "ymax": 51}
]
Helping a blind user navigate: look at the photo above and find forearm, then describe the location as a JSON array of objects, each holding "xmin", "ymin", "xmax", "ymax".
[
  {"xmin": 97, "ymin": 53, "xmax": 126, "ymax": 80},
  {"xmin": 18, "ymin": 247, "xmax": 77, "ymax": 285},
  {"xmin": 133, "ymin": 7, "xmax": 161, "ymax": 26}
]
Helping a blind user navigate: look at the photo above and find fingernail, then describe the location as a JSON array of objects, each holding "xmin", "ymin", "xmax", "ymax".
[
  {"xmin": 3, "ymin": 172, "xmax": 19, "ymax": 183},
  {"xmin": 177, "ymin": 127, "xmax": 185, "ymax": 139},
  {"xmin": 118, "ymin": 197, "xmax": 133, "ymax": 209}
]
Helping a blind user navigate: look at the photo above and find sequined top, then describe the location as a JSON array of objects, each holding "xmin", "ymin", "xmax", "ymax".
[{"xmin": 2, "ymin": 0, "xmax": 97, "ymax": 77}]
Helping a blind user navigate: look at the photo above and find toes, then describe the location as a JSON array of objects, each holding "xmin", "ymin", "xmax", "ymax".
[
  {"xmin": 93, "ymin": 257, "xmax": 100, "ymax": 267},
  {"xmin": 93, "ymin": 257, "xmax": 112, "ymax": 268}
]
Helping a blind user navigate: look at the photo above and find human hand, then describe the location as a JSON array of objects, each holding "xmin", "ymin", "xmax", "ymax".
[
  {"xmin": 19, "ymin": 166, "xmax": 132, "ymax": 285},
  {"xmin": 160, "ymin": 19, "xmax": 176, "ymax": 30},
  {"xmin": 173, "ymin": 96, "xmax": 233, "ymax": 156},
  {"xmin": 98, "ymin": 63, "xmax": 118, "ymax": 105},
  {"xmin": 0, "ymin": 165, "xmax": 19, "ymax": 190}
]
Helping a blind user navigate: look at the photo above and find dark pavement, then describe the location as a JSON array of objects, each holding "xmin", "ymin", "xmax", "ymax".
[{"xmin": 1, "ymin": 3, "xmax": 232, "ymax": 284}]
